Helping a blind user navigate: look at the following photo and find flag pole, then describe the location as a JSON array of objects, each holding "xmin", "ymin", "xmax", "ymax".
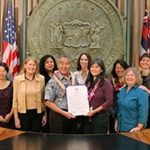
[
  {"xmin": 126, "ymin": 0, "xmax": 131, "ymax": 65},
  {"xmin": 145, "ymin": 0, "xmax": 147, "ymax": 9},
  {"xmin": 146, "ymin": 0, "xmax": 150, "ymax": 54},
  {"xmin": 145, "ymin": 0, "xmax": 150, "ymax": 54},
  {"xmin": 22, "ymin": 0, "xmax": 27, "ymax": 61}
]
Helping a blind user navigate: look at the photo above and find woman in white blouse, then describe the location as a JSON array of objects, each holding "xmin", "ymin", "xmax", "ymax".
[
  {"xmin": 74, "ymin": 53, "xmax": 91, "ymax": 85},
  {"xmin": 74, "ymin": 53, "xmax": 91, "ymax": 133}
]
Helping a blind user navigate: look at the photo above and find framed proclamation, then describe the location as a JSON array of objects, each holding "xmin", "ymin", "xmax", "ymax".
[{"xmin": 66, "ymin": 85, "xmax": 89, "ymax": 116}]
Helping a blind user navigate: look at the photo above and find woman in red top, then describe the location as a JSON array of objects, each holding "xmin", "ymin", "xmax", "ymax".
[
  {"xmin": 85, "ymin": 58, "xmax": 113, "ymax": 134},
  {"xmin": 139, "ymin": 53, "xmax": 150, "ymax": 127},
  {"xmin": 109, "ymin": 59, "xmax": 129, "ymax": 133},
  {"xmin": 111, "ymin": 60, "xmax": 129, "ymax": 92}
]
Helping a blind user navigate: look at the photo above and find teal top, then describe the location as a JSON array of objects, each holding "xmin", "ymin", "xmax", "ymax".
[{"xmin": 116, "ymin": 85, "xmax": 149, "ymax": 132}]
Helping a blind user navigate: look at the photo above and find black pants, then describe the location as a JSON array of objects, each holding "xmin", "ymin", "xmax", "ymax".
[
  {"xmin": 109, "ymin": 113, "xmax": 116, "ymax": 133},
  {"xmin": 146, "ymin": 108, "xmax": 150, "ymax": 128},
  {"xmin": 49, "ymin": 110, "xmax": 77, "ymax": 134},
  {"xmin": 85, "ymin": 111, "xmax": 109, "ymax": 134},
  {"xmin": 18, "ymin": 109, "xmax": 42, "ymax": 132},
  {"xmin": 76, "ymin": 116, "xmax": 87, "ymax": 134}
]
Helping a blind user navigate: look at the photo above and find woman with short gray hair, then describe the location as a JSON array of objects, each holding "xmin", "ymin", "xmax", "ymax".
[{"xmin": 115, "ymin": 67, "xmax": 149, "ymax": 132}]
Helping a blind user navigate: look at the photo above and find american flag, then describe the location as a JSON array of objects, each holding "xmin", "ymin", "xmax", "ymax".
[
  {"xmin": 140, "ymin": 8, "xmax": 150, "ymax": 56},
  {"xmin": 2, "ymin": 0, "xmax": 20, "ymax": 78}
]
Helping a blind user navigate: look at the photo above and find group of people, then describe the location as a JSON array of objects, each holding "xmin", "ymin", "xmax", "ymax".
[{"xmin": 0, "ymin": 52, "xmax": 149, "ymax": 134}]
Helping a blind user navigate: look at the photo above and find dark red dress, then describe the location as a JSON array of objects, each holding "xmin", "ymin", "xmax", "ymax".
[{"xmin": 0, "ymin": 82, "xmax": 13, "ymax": 128}]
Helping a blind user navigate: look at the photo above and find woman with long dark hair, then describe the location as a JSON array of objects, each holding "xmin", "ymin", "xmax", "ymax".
[
  {"xmin": 111, "ymin": 59, "xmax": 129, "ymax": 92},
  {"xmin": 74, "ymin": 53, "xmax": 91, "ymax": 133},
  {"xmin": 139, "ymin": 53, "xmax": 150, "ymax": 92},
  {"xmin": 39, "ymin": 54, "xmax": 57, "ymax": 133},
  {"xmin": 139, "ymin": 53, "xmax": 150, "ymax": 127},
  {"xmin": 74, "ymin": 53, "xmax": 91, "ymax": 84},
  {"xmin": 0, "ymin": 62, "xmax": 14, "ymax": 128},
  {"xmin": 109, "ymin": 59, "xmax": 129, "ymax": 133},
  {"xmin": 39, "ymin": 54, "xmax": 57, "ymax": 84},
  {"xmin": 85, "ymin": 58, "xmax": 113, "ymax": 134}
]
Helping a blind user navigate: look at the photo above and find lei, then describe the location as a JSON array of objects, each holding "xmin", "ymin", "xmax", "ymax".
[{"xmin": 87, "ymin": 80, "xmax": 100, "ymax": 101}]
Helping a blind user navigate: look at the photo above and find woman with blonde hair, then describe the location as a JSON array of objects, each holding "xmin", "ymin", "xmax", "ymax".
[
  {"xmin": 13, "ymin": 57, "xmax": 46, "ymax": 132},
  {"xmin": 115, "ymin": 67, "xmax": 149, "ymax": 132}
]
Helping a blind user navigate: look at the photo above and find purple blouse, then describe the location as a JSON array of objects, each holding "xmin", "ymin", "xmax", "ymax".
[
  {"xmin": 0, "ymin": 82, "xmax": 13, "ymax": 117},
  {"xmin": 89, "ymin": 79, "xmax": 113, "ymax": 111}
]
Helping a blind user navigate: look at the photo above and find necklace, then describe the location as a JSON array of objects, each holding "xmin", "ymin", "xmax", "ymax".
[
  {"xmin": 25, "ymin": 75, "xmax": 35, "ymax": 81},
  {"xmin": 141, "ymin": 70, "xmax": 150, "ymax": 76},
  {"xmin": 81, "ymin": 71, "xmax": 88, "ymax": 80},
  {"xmin": 87, "ymin": 80, "xmax": 100, "ymax": 101}
]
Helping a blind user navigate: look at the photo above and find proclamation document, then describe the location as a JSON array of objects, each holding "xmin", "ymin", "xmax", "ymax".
[{"xmin": 66, "ymin": 85, "xmax": 89, "ymax": 116}]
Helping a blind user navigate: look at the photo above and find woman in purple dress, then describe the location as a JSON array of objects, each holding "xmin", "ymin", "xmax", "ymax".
[
  {"xmin": 85, "ymin": 58, "xmax": 113, "ymax": 134},
  {"xmin": 0, "ymin": 62, "xmax": 14, "ymax": 128}
]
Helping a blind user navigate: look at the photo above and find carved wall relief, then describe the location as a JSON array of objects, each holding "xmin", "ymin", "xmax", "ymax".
[{"xmin": 27, "ymin": 0, "xmax": 124, "ymax": 72}]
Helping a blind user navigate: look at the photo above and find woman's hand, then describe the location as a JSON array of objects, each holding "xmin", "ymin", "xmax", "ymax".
[
  {"xmin": 0, "ymin": 115, "xmax": 6, "ymax": 123},
  {"xmin": 130, "ymin": 127, "xmax": 142, "ymax": 132},
  {"xmin": 15, "ymin": 118, "xmax": 21, "ymax": 129},
  {"xmin": 139, "ymin": 85, "xmax": 150, "ymax": 94},
  {"xmin": 87, "ymin": 110, "xmax": 96, "ymax": 117},
  {"xmin": 42, "ymin": 115, "xmax": 47, "ymax": 126},
  {"xmin": 114, "ymin": 120, "xmax": 119, "ymax": 133},
  {"xmin": 63, "ymin": 111, "xmax": 75, "ymax": 119},
  {"xmin": 4, "ymin": 113, "xmax": 11, "ymax": 123}
]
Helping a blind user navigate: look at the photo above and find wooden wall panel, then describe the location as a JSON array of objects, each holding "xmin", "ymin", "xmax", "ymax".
[{"xmin": 131, "ymin": 0, "xmax": 145, "ymax": 66}]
